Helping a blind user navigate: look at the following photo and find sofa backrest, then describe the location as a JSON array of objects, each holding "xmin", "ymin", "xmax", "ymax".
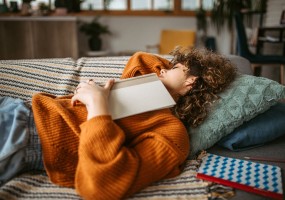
[
  {"xmin": 227, "ymin": 55, "xmax": 253, "ymax": 75},
  {"xmin": 0, "ymin": 55, "xmax": 252, "ymax": 101},
  {"xmin": 0, "ymin": 57, "xmax": 129, "ymax": 100},
  {"xmin": 0, "ymin": 58, "xmax": 77, "ymax": 100}
]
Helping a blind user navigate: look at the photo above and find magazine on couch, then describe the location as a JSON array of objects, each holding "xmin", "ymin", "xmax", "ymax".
[{"xmin": 108, "ymin": 73, "xmax": 176, "ymax": 120}]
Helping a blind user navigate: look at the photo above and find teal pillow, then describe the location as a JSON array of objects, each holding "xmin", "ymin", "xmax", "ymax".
[{"xmin": 188, "ymin": 74, "xmax": 285, "ymax": 157}]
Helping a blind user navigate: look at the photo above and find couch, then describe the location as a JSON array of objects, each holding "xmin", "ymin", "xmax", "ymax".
[{"xmin": 0, "ymin": 54, "xmax": 284, "ymax": 200}]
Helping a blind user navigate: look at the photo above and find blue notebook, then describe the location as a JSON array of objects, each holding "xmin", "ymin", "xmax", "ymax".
[{"xmin": 197, "ymin": 153, "xmax": 283, "ymax": 199}]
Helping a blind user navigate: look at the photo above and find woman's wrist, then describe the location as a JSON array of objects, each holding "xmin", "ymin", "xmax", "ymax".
[{"xmin": 86, "ymin": 99, "xmax": 110, "ymax": 120}]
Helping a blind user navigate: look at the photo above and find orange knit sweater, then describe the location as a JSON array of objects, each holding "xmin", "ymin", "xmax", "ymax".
[{"xmin": 32, "ymin": 52, "xmax": 190, "ymax": 200}]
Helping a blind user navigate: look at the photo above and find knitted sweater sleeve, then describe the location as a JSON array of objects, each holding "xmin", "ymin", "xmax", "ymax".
[
  {"xmin": 75, "ymin": 112, "xmax": 189, "ymax": 200},
  {"xmin": 121, "ymin": 51, "xmax": 172, "ymax": 78}
]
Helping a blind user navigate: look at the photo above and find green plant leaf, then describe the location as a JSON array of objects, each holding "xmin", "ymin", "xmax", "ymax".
[{"xmin": 79, "ymin": 16, "xmax": 111, "ymax": 38}]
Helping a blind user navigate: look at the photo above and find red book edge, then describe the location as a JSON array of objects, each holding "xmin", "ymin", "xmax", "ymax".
[{"xmin": 197, "ymin": 173, "xmax": 283, "ymax": 200}]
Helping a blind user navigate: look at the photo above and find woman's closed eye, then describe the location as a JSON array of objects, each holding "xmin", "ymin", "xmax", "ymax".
[
  {"xmin": 172, "ymin": 64, "xmax": 185, "ymax": 71},
  {"xmin": 171, "ymin": 64, "xmax": 179, "ymax": 70}
]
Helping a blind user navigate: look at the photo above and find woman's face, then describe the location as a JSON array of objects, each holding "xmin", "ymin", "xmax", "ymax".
[{"xmin": 158, "ymin": 63, "xmax": 196, "ymax": 98}]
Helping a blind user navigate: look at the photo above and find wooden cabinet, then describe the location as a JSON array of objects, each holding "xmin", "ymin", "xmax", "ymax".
[{"xmin": 0, "ymin": 17, "xmax": 79, "ymax": 59}]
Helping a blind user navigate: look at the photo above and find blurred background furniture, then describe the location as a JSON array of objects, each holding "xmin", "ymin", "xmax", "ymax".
[
  {"xmin": 146, "ymin": 29, "xmax": 196, "ymax": 55},
  {"xmin": 234, "ymin": 11, "xmax": 285, "ymax": 84},
  {"xmin": 256, "ymin": 26, "xmax": 285, "ymax": 55},
  {"xmin": 0, "ymin": 17, "xmax": 78, "ymax": 59}
]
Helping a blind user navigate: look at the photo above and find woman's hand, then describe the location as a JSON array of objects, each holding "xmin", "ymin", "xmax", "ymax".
[{"xmin": 71, "ymin": 79, "xmax": 115, "ymax": 120}]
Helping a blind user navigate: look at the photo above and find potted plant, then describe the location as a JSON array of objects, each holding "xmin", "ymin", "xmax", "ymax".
[
  {"xmin": 54, "ymin": 0, "xmax": 83, "ymax": 13},
  {"xmin": 68, "ymin": 0, "xmax": 83, "ymax": 12},
  {"xmin": 54, "ymin": 0, "xmax": 67, "ymax": 15},
  {"xmin": 21, "ymin": 0, "xmax": 34, "ymax": 15},
  {"xmin": 79, "ymin": 16, "xmax": 111, "ymax": 51},
  {"xmin": 195, "ymin": 7, "xmax": 207, "ymax": 47},
  {"xmin": 38, "ymin": 2, "xmax": 50, "ymax": 15}
]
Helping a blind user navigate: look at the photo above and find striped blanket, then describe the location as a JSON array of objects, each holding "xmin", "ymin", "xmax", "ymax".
[
  {"xmin": 0, "ymin": 57, "xmax": 129, "ymax": 100},
  {"xmin": 0, "ymin": 160, "xmax": 219, "ymax": 200},
  {"xmin": 0, "ymin": 56, "xmax": 233, "ymax": 200}
]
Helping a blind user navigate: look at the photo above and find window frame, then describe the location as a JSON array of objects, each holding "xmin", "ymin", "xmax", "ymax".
[
  {"xmin": 1, "ymin": 0, "xmax": 212, "ymax": 17},
  {"xmin": 71, "ymin": 0, "xmax": 208, "ymax": 17}
]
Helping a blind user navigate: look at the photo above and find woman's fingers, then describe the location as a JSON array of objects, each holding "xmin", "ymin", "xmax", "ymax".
[
  {"xmin": 71, "ymin": 95, "xmax": 78, "ymax": 106},
  {"xmin": 71, "ymin": 79, "xmax": 115, "ymax": 107},
  {"xmin": 104, "ymin": 79, "xmax": 115, "ymax": 90},
  {"xmin": 87, "ymin": 79, "xmax": 96, "ymax": 85},
  {"xmin": 74, "ymin": 86, "xmax": 81, "ymax": 94}
]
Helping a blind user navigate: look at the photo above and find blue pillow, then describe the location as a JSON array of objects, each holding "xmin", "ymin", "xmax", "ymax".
[{"xmin": 218, "ymin": 102, "xmax": 285, "ymax": 151}]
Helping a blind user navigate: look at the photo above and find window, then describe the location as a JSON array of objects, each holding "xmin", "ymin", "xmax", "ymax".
[
  {"xmin": 4, "ymin": 0, "xmax": 214, "ymax": 16},
  {"xmin": 153, "ymin": 0, "xmax": 174, "ymax": 11},
  {"xmin": 81, "ymin": 0, "xmax": 102, "ymax": 10},
  {"xmin": 131, "ymin": 0, "xmax": 174, "ymax": 11},
  {"xmin": 81, "ymin": 0, "xmax": 127, "ymax": 10},
  {"xmin": 82, "ymin": 0, "xmax": 174, "ymax": 11},
  {"xmin": 181, "ymin": 0, "xmax": 214, "ymax": 11},
  {"xmin": 131, "ymin": 1, "xmax": 152, "ymax": 10},
  {"xmin": 182, "ymin": 0, "xmax": 199, "ymax": 10},
  {"xmin": 202, "ymin": 0, "xmax": 214, "ymax": 10},
  {"xmin": 4, "ymin": 0, "xmax": 55, "ymax": 10}
]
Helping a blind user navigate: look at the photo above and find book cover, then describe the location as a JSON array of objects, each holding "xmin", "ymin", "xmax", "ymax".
[
  {"xmin": 108, "ymin": 73, "xmax": 176, "ymax": 120},
  {"xmin": 197, "ymin": 153, "xmax": 283, "ymax": 200}
]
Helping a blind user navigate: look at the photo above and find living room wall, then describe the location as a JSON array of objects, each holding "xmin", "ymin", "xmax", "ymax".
[{"xmin": 77, "ymin": 16, "xmax": 232, "ymax": 57}]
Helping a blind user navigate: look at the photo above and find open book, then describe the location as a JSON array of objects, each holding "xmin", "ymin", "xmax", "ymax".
[
  {"xmin": 108, "ymin": 73, "xmax": 176, "ymax": 120},
  {"xmin": 197, "ymin": 153, "xmax": 283, "ymax": 199}
]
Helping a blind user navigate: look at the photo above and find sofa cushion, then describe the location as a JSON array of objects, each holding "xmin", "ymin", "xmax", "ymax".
[
  {"xmin": 188, "ymin": 74, "xmax": 285, "ymax": 157},
  {"xmin": 75, "ymin": 57, "xmax": 128, "ymax": 83},
  {"xmin": 0, "ymin": 58, "xmax": 77, "ymax": 100},
  {"xmin": 218, "ymin": 102, "xmax": 285, "ymax": 151}
]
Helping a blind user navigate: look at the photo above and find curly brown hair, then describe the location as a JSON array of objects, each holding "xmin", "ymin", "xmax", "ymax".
[{"xmin": 169, "ymin": 47, "xmax": 237, "ymax": 128}]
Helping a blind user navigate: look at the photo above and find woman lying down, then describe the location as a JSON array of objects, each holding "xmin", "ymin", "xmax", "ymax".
[{"xmin": 0, "ymin": 47, "xmax": 236, "ymax": 199}]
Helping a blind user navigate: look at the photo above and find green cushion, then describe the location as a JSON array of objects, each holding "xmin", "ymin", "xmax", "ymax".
[{"xmin": 188, "ymin": 74, "xmax": 285, "ymax": 157}]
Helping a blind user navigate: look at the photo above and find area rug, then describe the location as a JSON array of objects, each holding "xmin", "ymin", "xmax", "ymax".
[{"xmin": 0, "ymin": 158, "xmax": 234, "ymax": 200}]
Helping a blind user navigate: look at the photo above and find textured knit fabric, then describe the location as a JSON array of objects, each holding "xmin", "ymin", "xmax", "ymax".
[{"xmin": 32, "ymin": 52, "xmax": 190, "ymax": 200}]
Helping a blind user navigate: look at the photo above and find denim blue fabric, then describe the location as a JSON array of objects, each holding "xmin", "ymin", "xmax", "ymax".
[
  {"xmin": 24, "ymin": 112, "xmax": 44, "ymax": 172},
  {"xmin": 0, "ymin": 97, "xmax": 43, "ymax": 185}
]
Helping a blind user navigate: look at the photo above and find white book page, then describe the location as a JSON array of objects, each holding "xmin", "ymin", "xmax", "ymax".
[{"xmin": 108, "ymin": 73, "xmax": 176, "ymax": 120}]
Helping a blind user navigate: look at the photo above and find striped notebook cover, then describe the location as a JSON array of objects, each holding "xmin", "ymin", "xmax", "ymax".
[{"xmin": 197, "ymin": 153, "xmax": 283, "ymax": 199}]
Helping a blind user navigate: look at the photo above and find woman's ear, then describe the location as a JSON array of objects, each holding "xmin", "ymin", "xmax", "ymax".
[
  {"xmin": 182, "ymin": 76, "xmax": 198, "ymax": 94},
  {"xmin": 185, "ymin": 76, "xmax": 197, "ymax": 87}
]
